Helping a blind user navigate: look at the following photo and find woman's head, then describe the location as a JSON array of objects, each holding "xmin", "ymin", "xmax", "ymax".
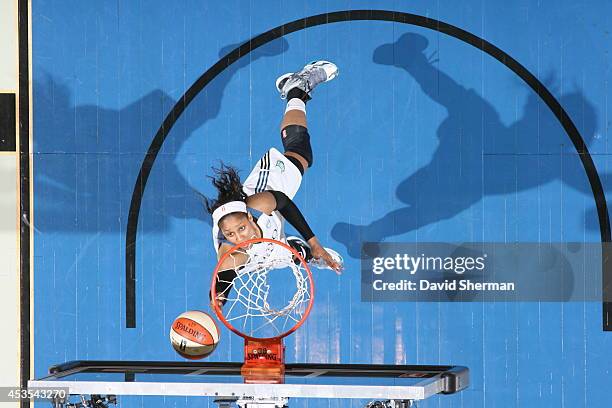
[
  {"xmin": 205, "ymin": 163, "xmax": 260, "ymax": 244},
  {"xmin": 216, "ymin": 211, "xmax": 260, "ymax": 245}
]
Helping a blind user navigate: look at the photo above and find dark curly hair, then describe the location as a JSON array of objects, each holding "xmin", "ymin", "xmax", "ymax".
[{"xmin": 204, "ymin": 163, "xmax": 247, "ymax": 215}]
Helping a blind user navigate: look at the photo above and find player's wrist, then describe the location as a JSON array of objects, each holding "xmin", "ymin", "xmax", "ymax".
[{"xmin": 307, "ymin": 237, "xmax": 322, "ymax": 250}]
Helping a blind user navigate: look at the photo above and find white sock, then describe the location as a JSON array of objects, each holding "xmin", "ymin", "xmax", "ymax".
[{"xmin": 285, "ymin": 98, "xmax": 306, "ymax": 114}]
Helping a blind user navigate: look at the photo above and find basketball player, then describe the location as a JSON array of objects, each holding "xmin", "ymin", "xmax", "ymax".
[{"xmin": 206, "ymin": 61, "xmax": 343, "ymax": 306}]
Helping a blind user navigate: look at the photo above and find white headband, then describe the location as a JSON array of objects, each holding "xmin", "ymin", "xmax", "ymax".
[{"xmin": 212, "ymin": 201, "xmax": 248, "ymax": 226}]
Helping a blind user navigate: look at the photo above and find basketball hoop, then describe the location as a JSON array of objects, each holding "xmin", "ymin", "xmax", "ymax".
[{"xmin": 211, "ymin": 238, "xmax": 314, "ymax": 384}]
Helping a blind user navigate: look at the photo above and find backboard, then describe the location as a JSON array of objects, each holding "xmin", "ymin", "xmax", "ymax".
[{"xmin": 29, "ymin": 360, "xmax": 469, "ymax": 408}]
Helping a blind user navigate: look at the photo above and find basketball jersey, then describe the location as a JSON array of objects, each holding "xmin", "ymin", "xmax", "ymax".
[
  {"xmin": 212, "ymin": 211, "xmax": 286, "ymax": 256},
  {"xmin": 211, "ymin": 147, "xmax": 302, "ymax": 256}
]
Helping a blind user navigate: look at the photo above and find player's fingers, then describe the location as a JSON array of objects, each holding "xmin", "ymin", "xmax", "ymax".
[
  {"xmin": 211, "ymin": 297, "xmax": 225, "ymax": 309},
  {"xmin": 323, "ymin": 254, "xmax": 342, "ymax": 275},
  {"xmin": 332, "ymin": 261, "xmax": 343, "ymax": 274}
]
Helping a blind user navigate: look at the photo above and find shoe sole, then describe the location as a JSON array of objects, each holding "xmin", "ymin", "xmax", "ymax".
[{"xmin": 275, "ymin": 73, "xmax": 293, "ymax": 93}]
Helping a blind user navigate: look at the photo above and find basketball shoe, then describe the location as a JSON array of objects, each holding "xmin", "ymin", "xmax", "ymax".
[
  {"xmin": 276, "ymin": 60, "xmax": 339, "ymax": 99},
  {"xmin": 286, "ymin": 236, "xmax": 344, "ymax": 271}
]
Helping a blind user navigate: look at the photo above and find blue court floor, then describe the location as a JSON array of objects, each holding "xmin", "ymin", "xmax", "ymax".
[{"xmin": 32, "ymin": 1, "xmax": 612, "ymax": 407}]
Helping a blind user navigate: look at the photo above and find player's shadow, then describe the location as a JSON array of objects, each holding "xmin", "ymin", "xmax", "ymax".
[
  {"xmin": 332, "ymin": 33, "xmax": 598, "ymax": 258},
  {"xmin": 34, "ymin": 38, "xmax": 288, "ymax": 232}
]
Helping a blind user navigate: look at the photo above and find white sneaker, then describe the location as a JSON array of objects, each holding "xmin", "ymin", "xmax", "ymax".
[{"xmin": 276, "ymin": 60, "xmax": 339, "ymax": 99}]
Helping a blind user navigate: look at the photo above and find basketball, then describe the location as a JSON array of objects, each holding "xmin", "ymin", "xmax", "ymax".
[{"xmin": 170, "ymin": 311, "xmax": 220, "ymax": 359}]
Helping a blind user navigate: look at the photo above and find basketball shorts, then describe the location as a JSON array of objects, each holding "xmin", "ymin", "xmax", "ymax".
[{"xmin": 242, "ymin": 147, "xmax": 302, "ymax": 200}]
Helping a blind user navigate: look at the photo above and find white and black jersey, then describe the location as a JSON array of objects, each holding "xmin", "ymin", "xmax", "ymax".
[{"xmin": 211, "ymin": 147, "xmax": 303, "ymax": 255}]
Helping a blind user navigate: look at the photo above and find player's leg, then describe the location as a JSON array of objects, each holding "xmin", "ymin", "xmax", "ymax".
[
  {"xmin": 276, "ymin": 61, "xmax": 339, "ymax": 174},
  {"xmin": 280, "ymin": 100, "xmax": 310, "ymax": 174}
]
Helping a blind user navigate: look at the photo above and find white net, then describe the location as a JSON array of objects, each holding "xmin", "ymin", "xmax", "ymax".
[{"xmin": 213, "ymin": 239, "xmax": 313, "ymax": 339}]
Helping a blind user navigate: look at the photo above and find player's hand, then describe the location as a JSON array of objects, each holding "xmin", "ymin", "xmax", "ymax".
[
  {"xmin": 210, "ymin": 297, "xmax": 225, "ymax": 310},
  {"xmin": 309, "ymin": 240, "xmax": 343, "ymax": 274}
]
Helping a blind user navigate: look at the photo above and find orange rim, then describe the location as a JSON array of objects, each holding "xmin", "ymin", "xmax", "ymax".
[{"xmin": 210, "ymin": 237, "xmax": 315, "ymax": 341}]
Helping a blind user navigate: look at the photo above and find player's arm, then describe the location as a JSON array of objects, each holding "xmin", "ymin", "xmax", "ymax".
[
  {"xmin": 246, "ymin": 191, "xmax": 314, "ymax": 240},
  {"xmin": 216, "ymin": 243, "xmax": 248, "ymax": 270},
  {"xmin": 210, "ymin": 243, "xmax": 247, "ymax": 308},
  {"xmin": 245, "ymin": 191, "xmax": 277, "ymax": 215},
  {"xmin": 246, "ymin": 191, "xmax": 342, "ymax": 272}
]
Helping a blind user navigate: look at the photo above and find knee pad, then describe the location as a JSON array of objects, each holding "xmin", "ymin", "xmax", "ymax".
[{"xmin": 281, "ymin": 125, "xmax": 313, "ymax": 167}]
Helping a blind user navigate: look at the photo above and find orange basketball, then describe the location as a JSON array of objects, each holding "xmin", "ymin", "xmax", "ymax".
[{"xmin": 170, "ymin": 311, "xmax": 220, "ymax": 359}]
